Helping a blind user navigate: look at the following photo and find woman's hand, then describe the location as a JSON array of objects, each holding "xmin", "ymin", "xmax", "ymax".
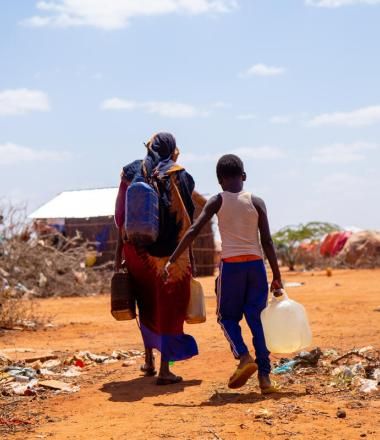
[
  {"xmin": 162, "ymin": 261, "xmax": 172, "ymax": 282},
  {"xmin": 114, "ymin": 261, "xmax": 121, "ymax": 273}
]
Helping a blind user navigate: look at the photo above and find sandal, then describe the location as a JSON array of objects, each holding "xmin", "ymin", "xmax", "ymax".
[
  {"xmin": 156, "ymin": 375, "xmax": 183, "ymax": 386},
  {"xmin": 228, "ymin": 362, "xmax": 258, "ymax": 389},
  {"xmin": 260, "ymin": 383, "xmax": 281, "ymax": 395},
  {"xmin": 140, "ymin": 365, "xmax": 157, "ymax": 377}
]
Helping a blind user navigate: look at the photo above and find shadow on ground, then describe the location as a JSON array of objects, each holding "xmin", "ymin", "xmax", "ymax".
[
  {"xmin": 100, "ymin": 376, "xmax": 202, "ymax": 402},
  {"xmin": 154, "ymin": 390, "xmax": 305, "ymax": 408}
]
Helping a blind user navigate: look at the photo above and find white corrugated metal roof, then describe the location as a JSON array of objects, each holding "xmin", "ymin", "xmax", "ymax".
[{"xmin": 29, "ymin": 187, "xmax": 119, "ymax": 219}]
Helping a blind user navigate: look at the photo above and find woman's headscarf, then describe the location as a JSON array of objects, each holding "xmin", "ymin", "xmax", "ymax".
[
  {"xmin": 150, "ymin": 132, "xmax": 177, "ymax": 161},
  {"xmin": 121, "ymin": 132, "xmax": 179, "ymax": 182},
  {"xmin": 145, "ymin": 132, "xmax": 179, "ymax": 177}
]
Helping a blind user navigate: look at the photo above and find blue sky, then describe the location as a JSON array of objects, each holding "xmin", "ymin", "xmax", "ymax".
[{"xmin": 1, "ymin": 0, "xmax": 379, "ymax": 230}]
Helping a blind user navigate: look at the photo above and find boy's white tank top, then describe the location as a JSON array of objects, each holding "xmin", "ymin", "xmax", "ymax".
[{"xmin": 217, "ymin": 191, "xmax": 263, "ymax": 260}]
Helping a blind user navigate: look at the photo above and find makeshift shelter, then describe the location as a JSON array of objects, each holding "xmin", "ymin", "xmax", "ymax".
[
  {"xmin": 29, "ymin": 188, "xmax": 215, "ymax": 275},
  {"xmin": 338, "ymin": 231, "xmax": 380, "ymax": 268},
  {"xmin": 320, "ymin": 231, "xmax": 352, "ymax": 257}
]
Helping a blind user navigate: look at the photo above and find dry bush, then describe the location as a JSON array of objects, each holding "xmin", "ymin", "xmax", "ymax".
[
  {"xmin": 0, "ymin": 202, "xmax": 110, "ymax": 301},
  {"xmin": 0, "ymin": 291, "xmax": 49, "ymax": 330}
]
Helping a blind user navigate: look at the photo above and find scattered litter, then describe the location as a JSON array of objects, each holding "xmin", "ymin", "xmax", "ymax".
[
  {"xmin": 5, "ymin": 366, "xmax": 37, "ymax": 380},
  {"xmin": 331, "ymin": 363, "xmax": 367, "ymax": 387},
  {"xmin": 284, "ymin": 282, "xmax": 304, "ymax": 288},
  {"xmin": 61, "ymin": 366, "xmax": 82, "ymax": 378},
  {"xmin": 324, "ymin": 349, "xmax": 339, "ymax": 358},
  {"xmin": 273, "ymin": 360, "xmax": 298, "ymax": 375},
  {"xmin": 352, "ymin": 378, "xmax": 378, "ymax": 394},
  {"xmin": 331, "ymin": 348, "xmax": 377, "ymax": 365},
  {"xmin": 38, "ymin": 272, "xmax": 48, "ymax": 288},
  {"xmin": 39, "ymin": 368, "xmax": 60, "ymax": 377},
  {"xmin": 273, "ymin": 348, "xmax": 322, "ymax": 374},
  {"xmin": 372, "ymin": 368, "xmax": 380, "ymax": 383},
  {"xmin": 74, "ymin": 351, "xmax": 113, "ymax": 364},
  {"xmin": 0, "ymin": 348, "xmax": 142, "ymax": 402},
  {"xmin": 39, "ymin": 379, "xmax": 80, "ymax": 393},
  {"xmin": 255, "ymin": 408, "xmax": 273, "ymax": 420},
  {"xmin": 73, "ymin": 359, "xmax": 85, "ymax": 368},
  {"xmin": 358, "ymin": 346, "xmax": 374, "ymax": 354},
  {"xmin": 4, "ymin": 379, "xmax": 38, "ymax": 396},
  {"xmin": 41, "ymin": 359, "xmax": 61, "ymax": 370},
  {"xmin": 122, "ymin": 360, "xmax": 136, "ymax": 367}
]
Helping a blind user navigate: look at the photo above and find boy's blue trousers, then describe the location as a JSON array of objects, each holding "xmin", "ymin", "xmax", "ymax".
[{"xmin": 216, "ymin": 259, "xmax": 271, "ymax": 375}]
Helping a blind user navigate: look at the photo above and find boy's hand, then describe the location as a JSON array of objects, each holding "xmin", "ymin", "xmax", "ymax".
[{"xmin": 270, "ymin": 278, "xmax": 283, "ymax": 292}]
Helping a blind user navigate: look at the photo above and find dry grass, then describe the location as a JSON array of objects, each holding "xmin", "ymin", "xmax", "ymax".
[{"xmin": 0, "ymin": 292, "xmax": 51, "ymax": 330}]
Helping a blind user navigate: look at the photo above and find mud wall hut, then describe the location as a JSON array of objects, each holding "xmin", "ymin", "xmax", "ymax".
[{"xmin": 29, "ymin": 188, "xmax": 215, "ymax": 275}]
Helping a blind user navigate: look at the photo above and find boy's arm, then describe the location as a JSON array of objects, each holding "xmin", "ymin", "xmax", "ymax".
[
  {"xmin": 165, "ymin": 194, "xmax": 222, "ymax": 272},
  {"xmin": 252, "ymin": 195, "xmax": 282, "ymax": 291}
]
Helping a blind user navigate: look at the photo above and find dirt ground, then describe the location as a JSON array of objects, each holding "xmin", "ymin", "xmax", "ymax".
[{"xmin": 1, "ymin": 269, "xmax": 380, "ymax": 440}]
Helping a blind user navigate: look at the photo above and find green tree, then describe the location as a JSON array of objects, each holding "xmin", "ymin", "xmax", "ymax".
[{"xmin": 273, "ymin": 222, "xmax": 340, "ymax": 271}]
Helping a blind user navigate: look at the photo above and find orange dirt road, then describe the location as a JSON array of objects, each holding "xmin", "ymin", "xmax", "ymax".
[{"xmin": 1, "ymin": 269, "xmax": 380, "ymax": 439}]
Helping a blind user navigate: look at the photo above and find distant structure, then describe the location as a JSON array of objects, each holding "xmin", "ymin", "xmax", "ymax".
[{"xmin": 29, "ymin": 188, "xmax": 215, "ymax": 275}]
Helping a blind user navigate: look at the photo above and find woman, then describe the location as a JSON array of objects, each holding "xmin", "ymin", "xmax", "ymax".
[{"xmin": 114, "ymin": 132, "xmax": 198, "ymax": 385}]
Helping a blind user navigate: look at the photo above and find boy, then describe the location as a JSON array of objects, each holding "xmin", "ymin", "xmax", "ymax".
[{"xmin": 164, "ymin": 154, "xmax": 282, "ymax": 392}]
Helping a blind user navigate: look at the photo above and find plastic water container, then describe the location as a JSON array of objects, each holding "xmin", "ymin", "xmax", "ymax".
[
  {"xmin": 261, "ymin": 290, "xmax": 312, "ymax": 353},
  {"xmin": 186, "ymin": 278, "xmax": 207, "ymax": 324},
  {"xmin": 125, "ymin": 181, "xmax": 159, "ymax": 246}
]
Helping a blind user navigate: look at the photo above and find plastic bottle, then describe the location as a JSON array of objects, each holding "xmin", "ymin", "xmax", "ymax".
[
  {"xmin": 125, "ymin": 180, "xmax": 159, "ymax": 246},
  {"xmin": 261, "ymin": 289, "xmax": 312, "ymax": 353}
]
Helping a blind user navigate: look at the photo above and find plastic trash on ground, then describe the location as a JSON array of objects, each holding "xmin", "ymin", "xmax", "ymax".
[
  {"xmin": 352, "ymin": 377, "xmax": 378, "ymax": 393},
  {"xmin": 273, "ymin": 360, "xmax": 298, "ymax": 375}
]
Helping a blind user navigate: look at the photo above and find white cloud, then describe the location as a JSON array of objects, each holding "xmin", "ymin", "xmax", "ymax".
[
  {"xmin": 236, "ymin": 113, "xmax": 257, "ymax": 120},
  {"xmin": 240, "ymin": 63, "xmax": 285, "ymax": 78},
  {"xmin": 270, "ymin": 115, "xmax": 292, "ymax": 124},
  {"xmin": 314, "ymin": 172, "xmax": 375, "ymax": 196},
  {"xmin": 233, "ymin": 146, "xmax": 285, "ymax": 159},
  {"xmin": 308, "ymin": 105, "xmax": 380, "ymax": 127},
  {"xmin": 101, "ymin": 98, "xmax": 137, "ymax": 111},
  {"xmin": 312, "ymin": 142, "xmax": 377, "ymax": 163},
  {"xmin": 180, "ymin": 146, "xmax": 285, "ymax": 163},
  {"xmin": 0, "ymin": 89, "xmax": 50, "ymax": 116},
  {"xmin": 101, "ymin": 98, "xmax": 207, "ymax": 118},
  {"xmin": 306, "ymin": 0, "xmax": 380, "ymax": 8},
  {"xmin": 0, "ymin": 143, "xmax": 71, "ymax": 165},
  {"xmin": 23, "ymin": 0, "xmax": 238, "ymax": 30}
]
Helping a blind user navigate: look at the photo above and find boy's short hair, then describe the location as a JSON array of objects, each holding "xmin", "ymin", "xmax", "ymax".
[{"xmin": 216, "ymin": 154, "xmax": 245, "ymax": 180}]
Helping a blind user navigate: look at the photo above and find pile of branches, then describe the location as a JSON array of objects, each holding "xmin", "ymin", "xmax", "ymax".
[{"xmin": 0, "ymin": 203, "xmax": 111, "ymax": 300}]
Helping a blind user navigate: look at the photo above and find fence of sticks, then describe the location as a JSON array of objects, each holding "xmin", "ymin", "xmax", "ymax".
[{"xmin": 192, "ymin": 191, "xmax": 216, "ymax": 276}]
